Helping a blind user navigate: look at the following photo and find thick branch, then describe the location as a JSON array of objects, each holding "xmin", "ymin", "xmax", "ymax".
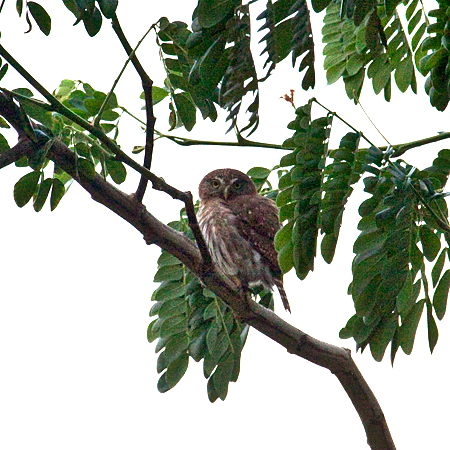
[{"xmin": 0, "ymin": 136, "xmax": 395, "ymax": 450}]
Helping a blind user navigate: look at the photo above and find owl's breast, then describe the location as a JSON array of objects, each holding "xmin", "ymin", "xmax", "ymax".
[{"xmin": 197, "ymin": 201, "xmax": 273, "ymax": 289}]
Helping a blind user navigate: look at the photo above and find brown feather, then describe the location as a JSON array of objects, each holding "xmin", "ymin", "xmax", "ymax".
[{"xmin": 198, "ymin": 168, "xmax": 291, "ymax": 312}]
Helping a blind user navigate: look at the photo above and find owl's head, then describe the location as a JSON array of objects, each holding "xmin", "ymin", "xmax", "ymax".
[{"xmin": 198, "ymin": 168, "xmax": 257, "ymax": 202}]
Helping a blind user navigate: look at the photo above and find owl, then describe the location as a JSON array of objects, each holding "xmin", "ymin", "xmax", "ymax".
[{"xmin": 197, "ymin": 168, "xmax": 291, "ymax": 312}]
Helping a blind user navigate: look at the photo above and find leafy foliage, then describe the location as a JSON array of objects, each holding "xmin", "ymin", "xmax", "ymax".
[
  {"xmin": 272, "ymin": 101, "xmax": 450, "ymax": 361},
  {"xmin": 148, "ymin": 208, "xmax": 274, "ymax": 401},
  {"xmin": 257, "ymin": 0, "xmax": 315, "ymax": 89},
  {"xmin": 322, "ymin": 1, "xmax": 416, "ymax": 102},
  {"xmin": 1, "ymin": 0, "xmax": 450, "ymax": 374},
  {"xmin": 157, "ymin": 3, "xmax": 261, "ymax": 134},
  {"xmin": 419, "ymin": 1, "xmax": 450, "ymax": 111},
  {"xmin": 11, "ymin": 80, "xmax": 126, "ymax": 211},
  {"xmin": 320, "ymin": 132, "xmax": 361, "ymax": 263},
  {"xmin": 275, "ymin": 102, "xmax": 332, "ymax": 278},
  {"xmin": 340, "ymin": 149, "xmax": 450, "ymax": 362},
  {"xmin": 219, "ymin": 4, "xmax": 259, "ymax": 134}
]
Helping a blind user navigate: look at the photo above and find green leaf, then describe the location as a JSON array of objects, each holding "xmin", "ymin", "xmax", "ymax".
[
  {"xmin": 385, "ymin": 0, "xmax": 402, "ymax": 16},
  {"xmin": 433, "ymin": 269, "xmax": 450, "ymax": 320},
  {"xmin": 394, "ymin": 58, "xmax": 413, "ymax": 93},
  {"xmin": 151, "ymin": 86, "xmax": 169, "ymax": 105},
  {"xmin": 247, "ymin": 167, "xmax": 271, "ymax": 179},
  {"xmin": 206, "ymin": 323, "xmax": 220, "ymax": 354},
  {"xmin": 312, "ymin": 0, "xmax": 333, "ymax": 13},
  {"xmin": 147, "ymin": 319, "xmax": 158, "ymax": 343},
  {"xmin": 420, "ymin": 225, "xmax": 441, "ymax": 261},
  {"xmin": 160, "ymin": 316, "xmax": 188, "ymax": 340},
  {"xmin": 83, "ymin": 6, "xmax": 102, "ymax": 36},
  {"xmin": 0, "ymin": 117, "xmax": 10, "ymax": 130},
  {"xmin": 369, "ymin": 315, "xmax": 398, "ymax": 362},
  {"xmin": 33, "ymin": 177, "xmax": 52, "ymax": 212},
  {"xmin": 431, "ymin": 248, "xmax": 447, "ymax": 287},
  {"xmin": 164, "ymin": 335, "xmax": 189, "ymax": 366},
  {"xmin": 427, "ymin": 302, "xmax": 439, "ymax": 353},
  {"xmin": 203, "ymin": 332, "xmax": 230, "ymax": 378},
  {"xmin": 157, "ymin": 251, "xmax": 180, "ymax": 267},
  {"xmin": 157, "ymin": 299, "xmax": 187, "ymax": 319},
  {"xmin": 101, "ymin": 110, "xmax": 119, "ymax": 121},
  {"xmin": 157, "ymin": 372, "xmax": 170, "ymax": 393},
  {"xmin": 0, "ymin": 63, "xmax": 9, "ymax": 82},
  {"xmin": 278, "ymin": 239, "xmax": 294, "ymax": 274},
  {"xmin": 78, "ymin": 158, "xmax": 96, "ymax": 179},
  {"xmin": 97, "ymin": 0, "xmax": 118, "ymax": 18},
  {"xmin": 153, "ymin": 282, "xmax": 186, "ymax": 301},
  {"xmin": 13, "ymin": 171, "xmax": 41, "ymax": 207},
  {"xmin": 105, "ymin": 160, "xmax": 127, "ymax": 184},
  {"xmin": 173, "ymin": 93, "xmax": 196, "ymax": 131},
  {"xmin": 326, "ymin": 61, "xmax": 346, "ymax": 84},
  {"xmin": 212, "ymin": 353, "xmax": 234, "ymax": 400},
  {"xmin": 207, "ymin": 375, "xmax": 219, "ymax": 402},
  {"xmin": 27, "ymin": 2, "xmax": 51, "ymax": 35},
  {"xmin": 153, "ymin": 265, "xmax": 184, "ymax": 283},
  {"xmin": 16, "ymin": 0, "xmax": 24, "ymax": 15},
  {"xmin": 50, "ymin": 178, "xmax": 65, "ymax": 211},
  {"xmin": 197, "ymin": 0, "xmax": 236, "ymax": 28},
  {"xmin": 274, "ymin": 221, "xmax": 293, "ymax": 251},
  {"xmin": 399, "ymin": 299, "xmax": 424, "ymax": 354},
  {"xmin": 0, "ymin": 133, "xmax": 10, "ymax": 153},
  {"xmin": 321, "ymin": 233, "xmax": 337, "ymax": 264}
]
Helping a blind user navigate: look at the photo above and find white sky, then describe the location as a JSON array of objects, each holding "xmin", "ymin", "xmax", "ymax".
[{"xmin": 0, "ymin": 1, "xmax": 448, "ymax": 449}]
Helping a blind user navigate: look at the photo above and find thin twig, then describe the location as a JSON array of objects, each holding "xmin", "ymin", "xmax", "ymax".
[
  {"xmin": 354, "ymin": 96, "xmax": 391, "ymax": 146},
  {"xmin": 157, "ymin": 131, "xmax": 289, "ymax": 150},
  {"xmin": 111, "ymin": 14, "xmax": 156, "ymax": 202},
  {"xmin": 0, "ymin": 44, "xmax": 56, "ymax": 105},
  {"xmin": 93, "ymin": 21, "xmax": 156, "ymax": 128},
  {"xmin": 312, "ymin": 97, "xmax": 379, "ymax": 149},
  {"xmin": 391, "ymin": 131, "xmax": 450, "ymax": 157}
]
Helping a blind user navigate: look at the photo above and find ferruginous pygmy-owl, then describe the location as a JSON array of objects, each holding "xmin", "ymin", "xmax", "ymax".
[{"xmin": 197, "ymin": 168, "xmax": 291, "ymax": 312}]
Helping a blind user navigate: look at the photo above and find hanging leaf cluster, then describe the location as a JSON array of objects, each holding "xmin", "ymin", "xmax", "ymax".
[
  {"xmin": 320, "ymin": 132, "xmax": 362, "ymax": 263},
  {"xmin": 275, "ymin": 102, "xmax": 332, "ymax": 279},
  {"xmin": 340, "ymin": 149, "xmax": 450, "ymax": 362},
  {"xmin": 218, "ymin": 4, "xmax": 259, "ymax": 134},
  {"xmin": 257, "ymin": 0, "xmax": 315, "ymax": 89},
  {"xmin": 322, "ymin": 1, "xmax": 417, "ymax": 102},
  {"xmin": 419, "ymin": 0, "xmax": 450, "ymax": 111},
  {"xmin": 156, "ymin": 2, "xmax": 261, "ymax": 135},
  {"xmin": 11, "ymin": 80, "xmax": 126, "ymax": 211},
  {"xmin": 148, "ymin": 212, "xmax": 275, "ymax": 401}
]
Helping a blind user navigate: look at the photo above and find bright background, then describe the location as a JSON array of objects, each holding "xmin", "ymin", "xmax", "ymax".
[{"xmin": 0, "ymin": 1, "xmax": 448, "ymax": 449}]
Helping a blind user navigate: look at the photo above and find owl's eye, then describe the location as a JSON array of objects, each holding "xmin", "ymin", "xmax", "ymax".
[
  {"xmin": 211, "ymin": 179, "xmax": 221, "ymax": 188},
  {"xmin": 233, "ymin": 181, "xmax": 242, "ymax": 189}
]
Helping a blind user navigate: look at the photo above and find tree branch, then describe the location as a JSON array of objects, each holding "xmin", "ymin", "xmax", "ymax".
[
  {"xmin": 111, "ymin": 14, "xmax": 156, "ymax": 202},
  {"xmin": 156, "ymin": 131, "xmax": 289, "ymax": 149},
  {"xmin": 0, "ymin": 132, "xmax": 396, "ymax": 450}
]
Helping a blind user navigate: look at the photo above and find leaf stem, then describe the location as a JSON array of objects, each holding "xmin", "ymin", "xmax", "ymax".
[
  {"xmin": 157, "ymin": 131, "xmax": 289, "ymax": 150},
  {"xmin": 312, "ymin": 97, "xmax": 379, "ymax": 149},
  {"xmin": 93, "ymin": 21, "xmax": 156, "ymax": 128}
]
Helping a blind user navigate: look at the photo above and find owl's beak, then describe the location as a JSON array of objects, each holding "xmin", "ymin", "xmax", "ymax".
[{"xmin": 223, "ymin": 186, "xmax": 230, "ymax": 200}]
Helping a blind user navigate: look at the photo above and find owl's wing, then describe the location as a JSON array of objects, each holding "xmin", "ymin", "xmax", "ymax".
[{"xmin": 228, "ymin": 195, "xmax": 282, "ymax": 276}]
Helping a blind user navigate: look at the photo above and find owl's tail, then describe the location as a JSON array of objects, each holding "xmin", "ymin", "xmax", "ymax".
[{"xmin": 274, "ymin": 278, "xmax": 291, "ymax": 313}]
